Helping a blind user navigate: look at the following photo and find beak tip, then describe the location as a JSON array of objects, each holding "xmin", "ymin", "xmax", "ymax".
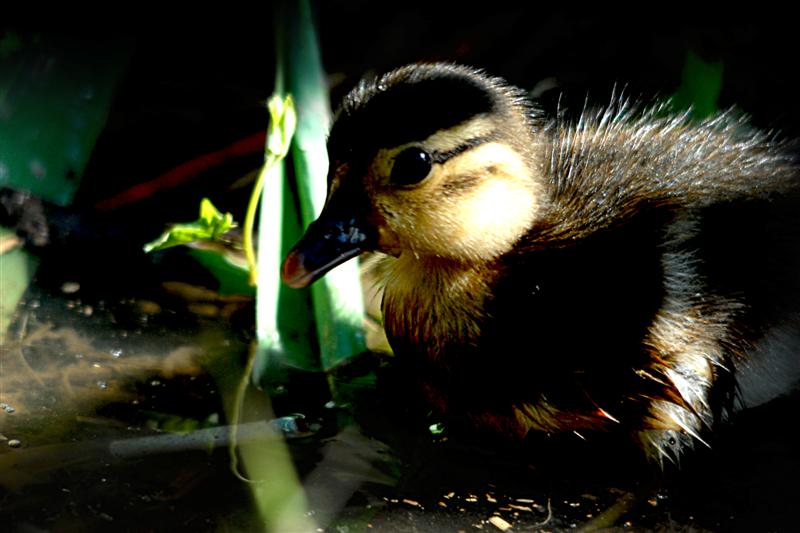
[{"xmin": 281, "ymin": 250, "xmax": 312, "ymax": 289}]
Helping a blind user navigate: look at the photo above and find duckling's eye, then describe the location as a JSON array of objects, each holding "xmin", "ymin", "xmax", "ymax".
[{"xmin": 390, "ymin": 147, "xmax": 432, "ymax": 186}]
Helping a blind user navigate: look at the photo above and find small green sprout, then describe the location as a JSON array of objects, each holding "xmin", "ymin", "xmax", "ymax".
[{"xmin": 143, "ymin": 198, "xmax": 236, "ymax": 253}]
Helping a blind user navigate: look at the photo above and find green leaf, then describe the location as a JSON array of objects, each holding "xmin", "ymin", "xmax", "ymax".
[
  {"xmin": 143, "ymin": 198, "xmax": 236, "ymax": 253},
  {"xmin": 280, "ymin": 0, "xmax": 367, "ymax": 372},
  {"xmin": 252, "ymin": 0, "xmax": 368, "ymax": 385},
  {"xmin": 0, "ymin": 33, "xmax": 132, "ymax": 206}
]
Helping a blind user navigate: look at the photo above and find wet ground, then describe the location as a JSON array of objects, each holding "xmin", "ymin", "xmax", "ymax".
[
  {"xmin": 3, "ymin": 12, "xmax": 800, "ymax": 532},
  {"xmin": 2, "ymin": 240, "xmax": 799, "ymax": 532}
]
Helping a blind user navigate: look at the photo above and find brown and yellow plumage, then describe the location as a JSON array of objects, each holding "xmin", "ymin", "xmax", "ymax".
[{"xmin": 282, "ymin": 63, "xmax": 800, "ymax": 465}]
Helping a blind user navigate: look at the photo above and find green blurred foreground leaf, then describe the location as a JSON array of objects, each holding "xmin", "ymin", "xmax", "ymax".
[
  {"xmin": 143, "ymin": 198, "xmax": 236, "ymax": 253},
  {"xmin": 0, "ymin": 33, "xmax": 132, "ymax": 206}
]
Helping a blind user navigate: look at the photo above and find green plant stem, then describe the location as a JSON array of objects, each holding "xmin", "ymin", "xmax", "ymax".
[{"xmin": 244, "ymin": 153, "xmax": 278, "ymax": 286}]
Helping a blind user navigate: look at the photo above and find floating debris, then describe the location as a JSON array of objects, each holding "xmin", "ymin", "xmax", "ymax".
[
  {"xmin": 488, "ymin": 515, "xmax": 512, "ymax": 531},
  {"xmin": 61, "ymin": 282, "xmax": 80, "ymax": 294},
  {"xmin": 508, "ymin": 504, "xmax": 532, "ymax": 512},
  {"xmin": 135, "ymin": 300, "xmax": 162, "ymax": 315}
]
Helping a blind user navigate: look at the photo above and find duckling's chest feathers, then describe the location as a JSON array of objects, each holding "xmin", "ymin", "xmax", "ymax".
[
  {"xmin": 376, "ymin": 219, "xmax": 681, "ymax": 436},
  {"xmin": 379, "ymin": 218, "xmax": 667, "ymax": 366},
  {"xmin": 380, "ymin": 254, "xmax": 495, "ymax": 358}
]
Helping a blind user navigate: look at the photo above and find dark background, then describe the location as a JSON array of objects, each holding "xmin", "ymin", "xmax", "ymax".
[{"xmin": 72, "ymin": 9, "xmax": 800, "ymax": 222}]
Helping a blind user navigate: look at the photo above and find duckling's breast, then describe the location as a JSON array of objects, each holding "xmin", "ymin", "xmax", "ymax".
[{"xmin": 378, "ymin": 212, "xmax": 671, "ymax": 436}]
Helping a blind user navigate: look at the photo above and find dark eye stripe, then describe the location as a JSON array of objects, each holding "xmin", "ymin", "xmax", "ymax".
[{"xmin": 431, "ymin": 135, "xmax": 495, "ymax": 164}]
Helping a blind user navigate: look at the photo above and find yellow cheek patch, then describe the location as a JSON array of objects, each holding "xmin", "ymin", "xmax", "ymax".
[
  {"xmin": 373, "ymin": 141, "xmax": 543, "ymax": 261},
  {"xmin": 427, "ymin": 142, "xmax": 542, "ymax": 260}
]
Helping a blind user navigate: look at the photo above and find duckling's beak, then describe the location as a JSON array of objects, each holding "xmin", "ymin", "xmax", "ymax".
[{"xmin": 282, "ymin": 211, "xmax": 376, "ymax": 289}]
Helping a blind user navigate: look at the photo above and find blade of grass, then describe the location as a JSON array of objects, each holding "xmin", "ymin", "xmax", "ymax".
[
  {"xmin": 281, "ymin": 0, "xmax": 366, "ymax": 371},
  {"xmin": 238, "ymin": 3, "xmax": 320, "ymax": 530},
  {"xmin": 253, "ymin": 6, "xmax": 320, "ymax": 381},
  {"xmin": 243, "ymin": 1, "xmax": 369, "ymax": 526},
  {"xmin": 254, "ymin": 0, "xmax": 367, "ymax": 382}
]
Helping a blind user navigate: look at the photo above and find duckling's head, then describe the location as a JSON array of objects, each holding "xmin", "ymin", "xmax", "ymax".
[{"xmin": 283, "ymin": 63, "xmax": 546, "ymax": 288}]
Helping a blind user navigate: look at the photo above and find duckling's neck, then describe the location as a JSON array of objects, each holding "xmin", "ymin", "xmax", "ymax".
[{"xmin": 379, "ymin": 253, "xmax": 496, "ymax": 360}]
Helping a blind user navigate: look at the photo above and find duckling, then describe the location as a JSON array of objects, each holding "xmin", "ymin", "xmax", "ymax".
[{"xmin": 282, "ymin": 63, "xmax": 800, "ymax": 464}]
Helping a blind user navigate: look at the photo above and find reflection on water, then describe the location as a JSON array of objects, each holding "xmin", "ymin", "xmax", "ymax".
[
  {"xmin": 1, "ymin": 319, "xmax": 206, "ymax": 441},
  {"xmin": 0, "ymin": 278, "xmax": 263, "ymax": 530}
]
